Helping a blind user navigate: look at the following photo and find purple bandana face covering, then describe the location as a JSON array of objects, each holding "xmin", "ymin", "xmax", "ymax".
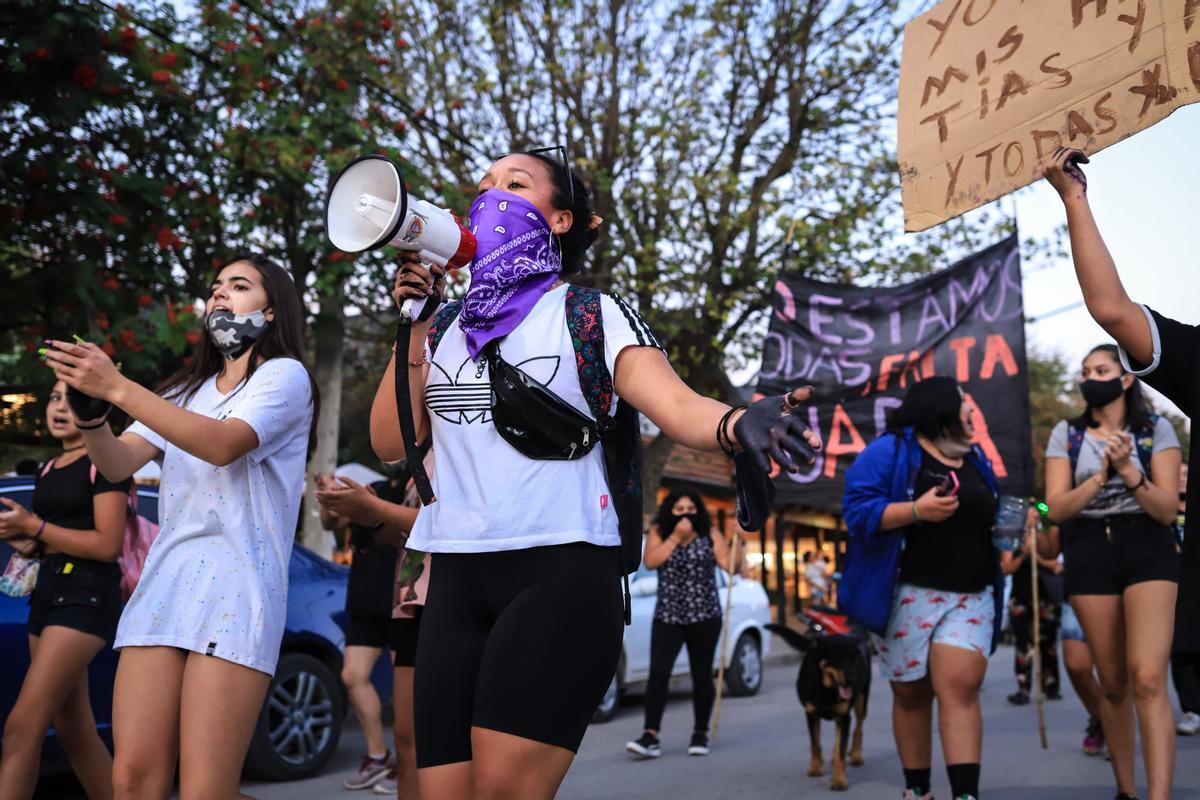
[{"xmin": 458, "ymin": 189, "xmax": 562, "ymax": 359}]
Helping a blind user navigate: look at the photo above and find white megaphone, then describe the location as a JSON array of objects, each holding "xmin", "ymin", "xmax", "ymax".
[{"xmin": 326, "ymin": 154, "xmax": 476, "ymax": 322}]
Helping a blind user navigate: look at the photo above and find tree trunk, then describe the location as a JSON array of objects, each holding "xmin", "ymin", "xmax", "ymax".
[
  {"xmin": 641, "ymin": 432, "xmax": 676, "ymax": 519},
  {"xmin": 300, "ymin": 285, "xmax": 345, "ymax": 559}
]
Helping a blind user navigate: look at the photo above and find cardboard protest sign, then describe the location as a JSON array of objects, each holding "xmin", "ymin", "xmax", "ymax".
[
  {"xmin": 756, "ymin": 237, "xmax": 1032, "ymax": 508},
  {"xmin": 899, "ymin": 0, "xmax": 1200, "ymax": 232}
]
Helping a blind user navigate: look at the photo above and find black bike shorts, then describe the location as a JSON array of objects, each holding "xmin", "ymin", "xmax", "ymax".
[
  {"xmin": 1064, "ymin": 514, "xmax": 1179, "ymax": 596},
  {"xmin": 413, "ymin": 542, "xmax": 624, "ymax": 767},
  {"xmin": 345, "ymin": 614, "xmax": 391, "ymax": 649},
  {"xmin": 391, "ymin": 609, "xmax": 422, "ymax": 668}
]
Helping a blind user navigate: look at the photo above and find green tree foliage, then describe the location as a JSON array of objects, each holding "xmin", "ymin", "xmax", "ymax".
[{"xmin": 1026, "ymin": 348, "xmax": 1079, "ymax": 497}]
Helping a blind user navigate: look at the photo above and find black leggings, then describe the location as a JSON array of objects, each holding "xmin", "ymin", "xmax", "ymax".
[
  {"xmin": 413, "ymin": 542, "xmax": 624, "ymax": 767},
  {"xmin": 1173, "ymin": 653, "xmax": 1200, "ymax": 715},
  {"xmin": 643, "ymin": 616, "xmax": 722, "ymax": 734}
]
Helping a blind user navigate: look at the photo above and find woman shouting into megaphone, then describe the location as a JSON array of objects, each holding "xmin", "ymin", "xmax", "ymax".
[{"xmin": 370, "ymin": 150, "xmax": 822, "ymax": 800}]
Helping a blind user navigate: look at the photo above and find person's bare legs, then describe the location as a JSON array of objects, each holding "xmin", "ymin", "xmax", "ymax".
[
  {"xmin": 1073, "ymin": 595, "xmax": 1136, "ymax": 796},
  {"xmin": 343, "ymin": 645, "xmax": 388, "ymax": 758},
  {"xmin": 392, "ymin": 666, "xmax": 419, "ymax": 799},
  {"xmin": 470, "ymin": 727, "xmax": 575, "ymax": 800},
  {"xmin": 929, "ymin": 644, "xmax": 988, "ymax": 765},
  {"xmin": 417, "ymin": 728, "xmax": 575, "ymax": 800},
  {"xmin": 112, "ymin": 647, "xmax": 187, "ymax": 800},
  {"xmin": 890, "ymin": 676, "xmax": 934, "ymax": 773},
  {"xmin": 1123, "ymin": 581, "xmax": 1178, "ymax": 800},
  {"xmin": 53, "ymin": 665, "xmax": 115, "ymax": 800},
  {"xmin": 1063, "ymin": 638, "xmax": 1103, "ymax": 719},
  {"xmin": 0, "ymin": 628, "xmax": 107, "ymax": 800},
  {"xmin": 418, "ymin": 762, "xmax": 472, "ymax": 800},
  {"xmin": 177, "ymin": 652, "xmax": 270, "ymax": 799}
]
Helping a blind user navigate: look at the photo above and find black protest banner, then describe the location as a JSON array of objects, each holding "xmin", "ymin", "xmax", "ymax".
[{"xmin": 756, "ymin": 236, "xmax": 1032, "ymax": 509}]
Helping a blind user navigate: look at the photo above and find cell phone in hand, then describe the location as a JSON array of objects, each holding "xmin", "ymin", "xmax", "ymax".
[{"xmin": 935, "ymin": 471, "xmax": 959, "ymax": 497}]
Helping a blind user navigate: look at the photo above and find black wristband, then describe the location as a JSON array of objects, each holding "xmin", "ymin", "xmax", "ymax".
[
  {"xmin": 716, "ymin": 406, "xmax": 745, "ymax": 458},
  {"xmin": 74, "ymin": 417, "xmax": 109, "ymax": 430},
  {"xmin": 1130, "ymin": 473, "xmax": 1148, "ymax": 492}
]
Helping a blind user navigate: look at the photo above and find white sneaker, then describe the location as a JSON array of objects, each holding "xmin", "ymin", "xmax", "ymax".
[{"xmin": 1177, "ymin": 711, "xmax": 1200, "ymax": 736}]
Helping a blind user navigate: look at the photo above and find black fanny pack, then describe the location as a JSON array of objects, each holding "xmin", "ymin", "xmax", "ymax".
[{"xmin": 485, "ymin": 342, "xmax": 604, "ymax": 461}]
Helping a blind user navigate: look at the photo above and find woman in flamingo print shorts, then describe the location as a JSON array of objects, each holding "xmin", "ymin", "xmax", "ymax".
[{"xmin": 841, "ymin": 377, "xmax": 1006, "ymax": 800}]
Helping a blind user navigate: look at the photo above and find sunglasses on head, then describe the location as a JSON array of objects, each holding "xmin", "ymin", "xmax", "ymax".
[{"xmin": 526, "ymin": 144, "xmax": 575, "ymax": 208}]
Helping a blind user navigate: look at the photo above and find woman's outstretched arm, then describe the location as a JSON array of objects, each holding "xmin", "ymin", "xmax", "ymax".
[{"xmin": 613, "ymin": 347, "xmax": 820, "ymax": 463}]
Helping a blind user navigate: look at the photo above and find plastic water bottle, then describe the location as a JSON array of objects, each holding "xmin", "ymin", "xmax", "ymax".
[{"xmin": 992, "ymin": 495, "xmax": 1028, "ymax": 552}]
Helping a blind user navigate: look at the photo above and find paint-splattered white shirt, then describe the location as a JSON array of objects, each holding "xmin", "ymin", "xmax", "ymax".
[{"xmin": 116, "ymin": 357, "xmax": 312, "ymax": 675}]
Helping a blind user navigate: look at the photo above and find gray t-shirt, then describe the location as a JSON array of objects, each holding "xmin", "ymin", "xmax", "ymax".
[{"xmin": 1045, "ymin": 417, "xmax": 1180, "ymax": 518}]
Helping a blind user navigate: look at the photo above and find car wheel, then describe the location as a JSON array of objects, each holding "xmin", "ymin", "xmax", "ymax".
[
  {"xmin": 724, "ymin": 632, "xmax": 763, "ymax": 697},
  {"xmin": 244, "ymin": 652, "xmax": 345, "ymax": 781},
  {"xmin": 591, "ymin": 672, "xmax": 620, "ymax": 724}
]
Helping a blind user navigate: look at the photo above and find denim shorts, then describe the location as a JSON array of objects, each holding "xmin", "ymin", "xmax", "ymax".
[{"xmin": 1060, "ymin": 601, "xmax": 1085, "ymax": 642}]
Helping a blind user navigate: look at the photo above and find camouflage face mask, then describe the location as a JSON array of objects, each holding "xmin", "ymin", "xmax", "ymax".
[{"xmin": 205, "ymin": 308, "xmax": 269, "ymax": 360}]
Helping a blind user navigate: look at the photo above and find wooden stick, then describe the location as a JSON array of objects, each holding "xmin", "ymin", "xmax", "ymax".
[
  {"xmin": 1030, "ymin": 524, "xmax": 1048, "ymax": 750},
  {"xmin": 711, "ymin": 531, "xmax": 740, "ymax": 744}
]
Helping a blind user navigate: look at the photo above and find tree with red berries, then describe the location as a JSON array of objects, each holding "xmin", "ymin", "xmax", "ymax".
[
  {"xmin": 0, "ymin": 1, "xmax": 205, "ymax": 453},
  {"xmin": 1, "ymin": 0, "xmax": 431, "ymax": 554}
]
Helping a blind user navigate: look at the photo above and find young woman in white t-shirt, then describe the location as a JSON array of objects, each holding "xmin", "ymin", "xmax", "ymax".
[
  {"xmin": 43, "ymin": 255, "xmax": 316, "ymax": 799},
  {"xmin": 370, "ymin": 151, "xmax": 821, "ymax": 800}
]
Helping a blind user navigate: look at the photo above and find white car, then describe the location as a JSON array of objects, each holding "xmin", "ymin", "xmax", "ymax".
[{"xmin": 592, "ymin": 564, "xmax": 772, "ymax": 722}]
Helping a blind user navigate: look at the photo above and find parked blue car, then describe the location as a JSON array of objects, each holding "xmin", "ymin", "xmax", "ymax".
[{"xmin": 0, "ymin": 475, "xmax": 389, "ymax": 782}]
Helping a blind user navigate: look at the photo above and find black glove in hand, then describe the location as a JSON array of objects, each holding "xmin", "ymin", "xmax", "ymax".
[
  {"xmin": 733, "ymin": 389, "xmax": 819, "ymax": 474},
  {"xmin": 67, "ymin": 384, "xmax": 112, "ymax": 426},
  {"xmin": 730, "ymin": 388, "xmax": 821, "ymax": 532},
  {"xmin": 734, "ymin": 450, "xmax": 775, "ymax": 532}
]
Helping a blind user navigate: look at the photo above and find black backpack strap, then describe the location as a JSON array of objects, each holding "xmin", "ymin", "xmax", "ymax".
[{"xmin": 392, "ymin": 301, "xmax": 462, "ymax": 507}]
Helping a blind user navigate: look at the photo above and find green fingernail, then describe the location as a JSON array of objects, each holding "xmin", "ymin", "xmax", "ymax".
[
  {"xmin": 72, "ymin": 334, "xmax": 87, "ymax": 344},
  {"xmin": 37, "ymin": 347, "xmax": 48, "ymax": 355}
]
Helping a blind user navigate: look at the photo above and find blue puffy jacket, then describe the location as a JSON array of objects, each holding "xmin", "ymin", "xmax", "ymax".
[{"xmin": 839, "ymin": 427, "xmax": 1004, "ymax": 653}]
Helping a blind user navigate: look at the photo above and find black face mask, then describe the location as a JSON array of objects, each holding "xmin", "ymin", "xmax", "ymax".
[{"xmin": 1081, "ymin": 377, "xmax": 1125, "ymax": 408}]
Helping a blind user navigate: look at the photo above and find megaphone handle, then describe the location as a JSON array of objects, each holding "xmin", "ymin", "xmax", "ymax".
[
  {"xmin": 401, "ymin": 295, "xmax": 428, "ymax": 323},
  {"xmin": 401, "ymin": 288, "xmax": 441, "ymax": 324},
  {"xmin": 392, "ymin": 322, "xmax": 436, "ymax": 505}
]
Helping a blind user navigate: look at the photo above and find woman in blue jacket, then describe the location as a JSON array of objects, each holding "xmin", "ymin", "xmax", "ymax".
[{"xmin": 841, "ymin": 376, "xmax": 1003, "ymax": 800}]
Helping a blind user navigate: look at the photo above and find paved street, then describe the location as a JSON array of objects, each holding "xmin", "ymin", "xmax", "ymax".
[
  {"xmin": 246, "ymin": 642, "xmax": 1199, "ymax": 800},
  {"xmin": 35, "ymin": 642, "xmax": 1200, "ymax": 799}
]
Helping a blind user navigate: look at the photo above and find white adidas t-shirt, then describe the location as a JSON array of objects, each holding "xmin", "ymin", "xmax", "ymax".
[
  {"xmin": 406, "ymin": 285, "xmax": 662, "ymax": 553},
  {"xmin": 117, "ymin": 358, "xmax": 312, "ymax": 675}
]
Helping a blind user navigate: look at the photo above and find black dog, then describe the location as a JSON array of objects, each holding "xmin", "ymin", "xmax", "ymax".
[{"xmin": 765, "ymin": 624, "xmax": 870, "ymax": 792}]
